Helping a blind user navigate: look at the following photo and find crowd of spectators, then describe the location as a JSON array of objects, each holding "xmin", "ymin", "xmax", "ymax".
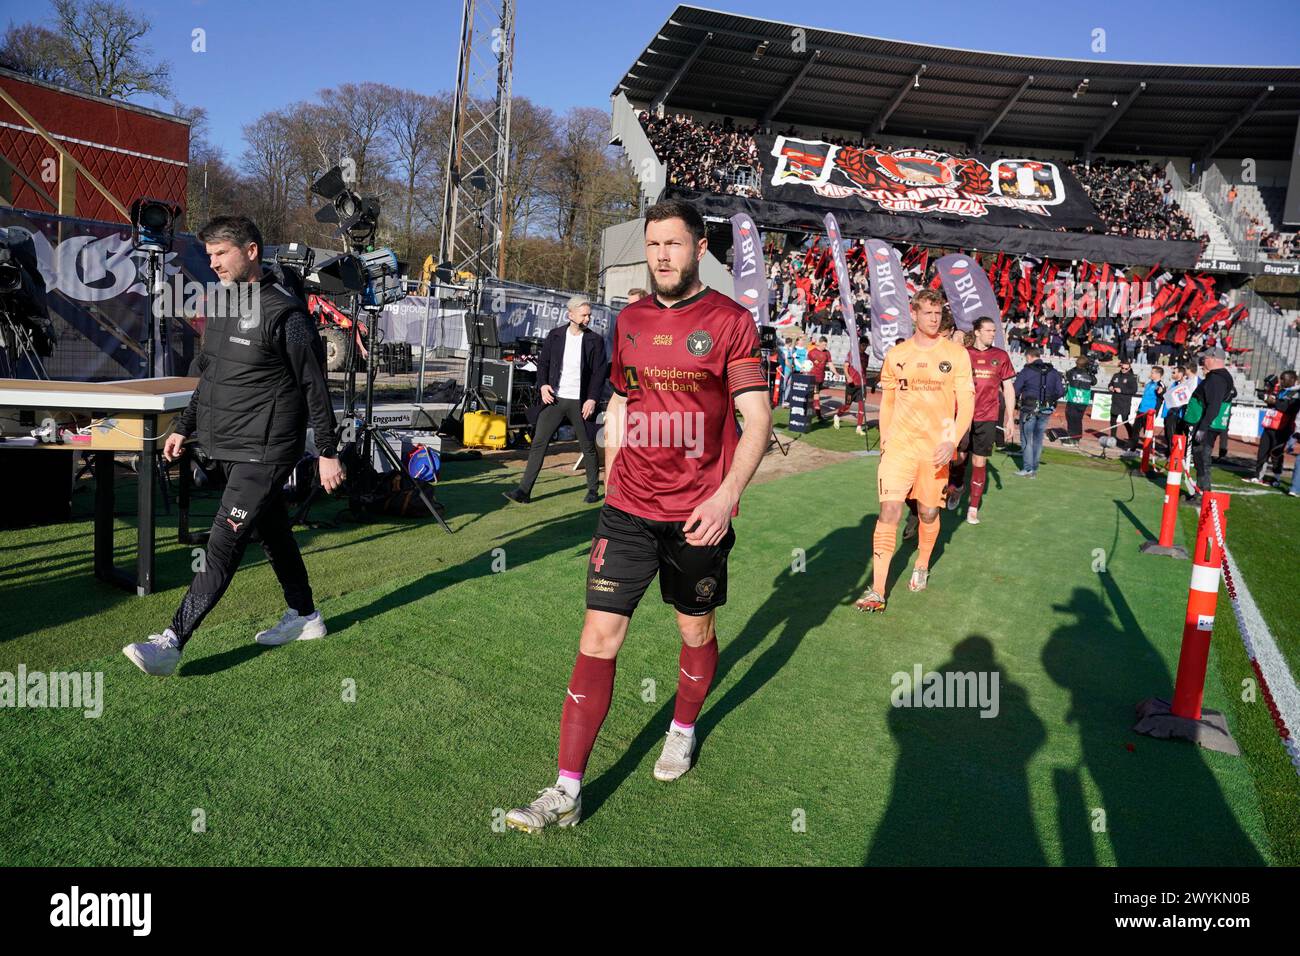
[
  {"xmin": 1261, "ymin": 231, "xmax": 1300, "ymax": 260},
  {"xmin": 637, "ymin": 112, "xmax": 762, "ymax": 198},
  {"xmin": 753, "ymin": 233, "xmax": 1241, "ymax": 372},
  {"xmin": 1002, "ymin": 312, "xmax": 1236, "ymax": 369},
  {"xmin": 1065, "ymin": 158, "xmax": 1202, "ymax": 242}
]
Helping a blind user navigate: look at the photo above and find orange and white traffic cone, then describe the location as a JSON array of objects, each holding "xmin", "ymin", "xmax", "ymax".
[
  {"xmin": 1140, "ymin": 433, "xmax": 1189, "ymax": 559},
  {"xmin": 1133, "ymin": 491, "xmax": 1240, "ymax": 754}
]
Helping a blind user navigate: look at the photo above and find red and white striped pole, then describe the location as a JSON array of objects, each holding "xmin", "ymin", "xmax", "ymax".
[
  {"xmin": 1139, "ymin": 409, "xmax": 1156, "ymax": 473},
  {"xmin": 1170, "ymin": 491, "xmax": 1231, "ymax": 720}
]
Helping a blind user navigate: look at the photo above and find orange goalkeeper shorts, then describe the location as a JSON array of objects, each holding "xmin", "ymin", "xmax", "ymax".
[{"xmin": 877, "ymin": 447, "xmax": 949, "ymax": 509}]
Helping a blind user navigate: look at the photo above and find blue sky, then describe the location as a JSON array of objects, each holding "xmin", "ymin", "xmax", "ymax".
[{"xmin": 5, "ymin": 0, "xmax": 1298, "ymax": 159}]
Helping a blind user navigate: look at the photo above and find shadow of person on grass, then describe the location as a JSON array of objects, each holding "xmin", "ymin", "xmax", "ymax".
[
  {"xmin": 865, "ymin": 635, "xmax": 1047, "ymax": 866},
  {"xmin": 581, "ymin": 515, "xmax": 873, "ymax": 820},
  {"xmin": 1042, "ymin": 585, "xmax": 1262, "ymax": 865}
]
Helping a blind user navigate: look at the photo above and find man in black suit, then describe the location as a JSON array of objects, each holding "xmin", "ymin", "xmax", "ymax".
[{"xmin": 504, "ymin": 295, "xmax": 607, "ymax": 504}]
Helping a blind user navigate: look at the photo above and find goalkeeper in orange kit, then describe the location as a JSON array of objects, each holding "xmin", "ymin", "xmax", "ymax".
[{"xmin": 856, "ymin": 290, "xmax": 974, "ymax": 612}]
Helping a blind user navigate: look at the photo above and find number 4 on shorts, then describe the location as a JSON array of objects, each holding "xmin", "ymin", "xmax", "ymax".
[{"xmin": 590, "ymin": 538, "xmax": 608, "ymax": 573}]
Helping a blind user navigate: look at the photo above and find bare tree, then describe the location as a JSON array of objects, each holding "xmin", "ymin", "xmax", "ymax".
[
  {"xmin": 173, "ymin": 102, "xmax": 240, "ymax": 229},
  {"xmin": 500, "ymin": 97, "xmax": 557, "ymax": 280},
  {"xmin": 540, "ymin": 107, "xmax": 637, "ymax": 291},
  {"xmin": 319, "ymin": 82, "xmax": 396, "ymax": 189},
  {"xmin": 384, "ymin": 88, "xmax": 448, "ymax": 263},
  {"xmin": 0, "ymin": 23, "xmax": 73, "ymax": 85},
  {"xmin": 241, "ymin": 110, "xmax": 297, "ymax": 245},
  {"xmin": 51, "ymin": 0, "xmax": 171, "ymax": 99}
]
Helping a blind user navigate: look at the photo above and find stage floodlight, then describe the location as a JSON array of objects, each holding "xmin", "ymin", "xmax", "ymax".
[{"xmin": 130, "ymin": 198, "xmax": 181, "ymax": 253}]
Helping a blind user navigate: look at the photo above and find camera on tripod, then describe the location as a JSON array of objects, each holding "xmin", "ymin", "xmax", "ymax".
[{"xmin": 0, "ymin": 226, "xmax": 56, "ymax": 378}]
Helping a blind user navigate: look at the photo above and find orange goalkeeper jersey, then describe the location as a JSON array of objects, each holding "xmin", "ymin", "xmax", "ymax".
[{"xmin": 879, "ymin": 337, "xmax": 975, "ymax": 451}]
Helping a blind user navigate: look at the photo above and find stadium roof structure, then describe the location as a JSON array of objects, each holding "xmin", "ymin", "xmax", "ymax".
[{"xmin": 613, "ymin": 5, "xmax": 1300, "ymax": 161}]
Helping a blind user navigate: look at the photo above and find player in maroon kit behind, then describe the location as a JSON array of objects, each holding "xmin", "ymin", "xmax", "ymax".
[
  {"xmin": 504, "ymin": 200, "xmax": 772, "ymax": 833},
  {"xmin": 945, "ymin": 317, "xmax": 1017, "ymax": 524},
  {"xmin": 807, "ymin": 336, "xmax": 839, "ymax": 421}
]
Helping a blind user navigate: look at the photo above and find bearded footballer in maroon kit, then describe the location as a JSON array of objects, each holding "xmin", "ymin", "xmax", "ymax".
[
  {"xmin": 505, "ymin": 200, "xmax": 772, "ymax": 833},
  {"xmin": 945, "ymin": 316, "xmax": 1016, "ymax": 524}
]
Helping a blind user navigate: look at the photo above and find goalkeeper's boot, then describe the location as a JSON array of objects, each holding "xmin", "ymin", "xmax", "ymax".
[
  {"xmin": 854, "ymin": 587, "xmax": 886, "ymax": 613},
  {"xmin": 908, "ymin": 567, "xmax": 930, "ymax": 592}
]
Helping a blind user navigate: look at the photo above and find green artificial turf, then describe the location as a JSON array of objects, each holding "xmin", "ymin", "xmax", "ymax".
[{"xmin": 0, "ymin": 445, "xmax": 1295, "ymax": 865}]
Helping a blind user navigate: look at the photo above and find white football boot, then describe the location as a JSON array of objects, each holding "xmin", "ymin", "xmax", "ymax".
[
  {"xmin": 653, "ymin": 729, "xmax": 697, "ymax": 781},
  {"xmin": 505, "ymin": 786, "xmax": 582, "ymax": 833}
]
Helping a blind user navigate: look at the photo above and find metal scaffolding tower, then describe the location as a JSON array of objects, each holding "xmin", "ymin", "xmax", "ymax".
[{"xmin": 438, "ymin": 0, "xmax": 515, "ymax": 282}]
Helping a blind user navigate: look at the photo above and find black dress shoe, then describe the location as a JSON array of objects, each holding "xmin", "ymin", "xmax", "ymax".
[
  {"xmin": 583, "ymin": 491, "xmax": 603, "ymax": 504},
  {"xmin": 502, "ymin": 489, "xmax": 531, "ymax": 504}
]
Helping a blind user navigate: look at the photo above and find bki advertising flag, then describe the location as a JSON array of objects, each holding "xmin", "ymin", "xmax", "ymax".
[
  {"xmin": 863, "ymin": 237, "xmax": 913, "ymax": 360},
  {"xmin": 729, "ymin": 213, "xmax": 768, "ymax": 328},
  {"xmin": 935, "ymin": 253, "xmax": 1006, "ymax": 349},
  {"xmin": 823, "ymin": 213, "xmax": 863, "ymax": 378}
]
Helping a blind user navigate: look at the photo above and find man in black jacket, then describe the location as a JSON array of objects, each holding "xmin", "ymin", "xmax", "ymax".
[
  {"xmin": 1106, "ymin": 361, "xmax": 1140, "ymax": 452},
  {"xmin": 123, "ymin": 216, "xmax": 343, "ymax": 676},
  {"xmin": 1012, "ymin": 347, "xmax": 1064, "ymax": 477},
  {"xmin": 504, "ymin": 295, "xmax": 607, "ymax": 504},
  {"xmin": 1062, "ymin": 356, "xmax": 1097, "ymax": 446},
  {"xmin": 1249, "ymin": 369, "xmax": 1298, "ymax": 485},
  {"xmin": 1187, "ymin": 348, "xmax": 1237, "ymax": 502}
]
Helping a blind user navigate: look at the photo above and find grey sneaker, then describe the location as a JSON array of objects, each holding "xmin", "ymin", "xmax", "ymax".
[
  {"xmin": 505, "ymin": 785, "xmax": 581, "ymax": 833},
  {"xmin": 653, "ymin": 729, "xmax": 697, "ymax": 782},
  {"xmin": 123, "ymin": 629, "xmax": 181, "ymax": 676}
]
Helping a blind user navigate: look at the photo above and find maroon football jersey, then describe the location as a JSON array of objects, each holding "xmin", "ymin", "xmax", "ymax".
[
  {"xmin": 607, "ymin": 288, "xmax": 766, "ymax": 522},
  {"xmin": 967, "ymin": 345, "xmax": 1014, "ymax": 422},
  {"xmin": 808, "ymin": 346, "xmax": 831, "ymax": 382}
]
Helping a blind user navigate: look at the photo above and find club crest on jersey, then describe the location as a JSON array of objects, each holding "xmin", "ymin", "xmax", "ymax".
[
  {"xmin": 939, "ymin": 361, "xmax": 952, "ymax": 373},
  {"xmin": 686, "ymin": 330, "xmax": 713, "ymax": 356}
]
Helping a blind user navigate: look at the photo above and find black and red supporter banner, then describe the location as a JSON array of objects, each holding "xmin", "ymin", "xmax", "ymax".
[{"xmin": 762, "ymin": 136, "xmax": 1106, "ymax": 232}]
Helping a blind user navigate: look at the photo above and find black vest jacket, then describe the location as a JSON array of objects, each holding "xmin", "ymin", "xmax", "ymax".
[{"xmin": 193, "ymin": 269, "xmax": 319, "ymax": 465}]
